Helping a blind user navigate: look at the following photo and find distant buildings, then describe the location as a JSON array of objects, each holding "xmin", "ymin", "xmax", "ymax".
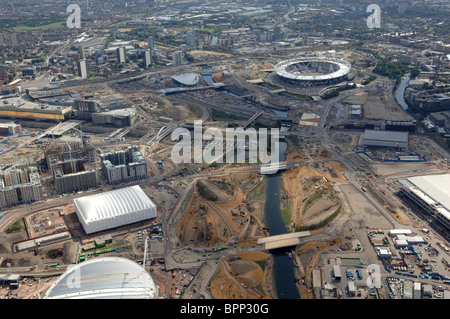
[
  {"xmin": 172, "ymin": 51, "xmax": 183, "ymax": 66},
  {"xmin": 117, "ymin": 47, "xmax": 126, "ymax": 64},
  {"xmin": 0, "ymin": 167, "xmax": 43, "ymax": 208},
  {"xmin": 100, "ymin": 145, "xmax": 147, "ymax": 184},
  {"xmin": 22, "ymin": 68, "xmax": 37, "ymax": 77},
  {"xmin": 186, "ymin": 30, "xmax": 196, "ymax": 47},
  {"xmin": 147, "ymin": 36, "xmax": 155, "ymax": 50},
  {"xmin": 143, "ymin": 49, "xmax": 152, "ymax": 68},
  {"xmin": 77, "ymin": 59, "xmax": 88, "ymax": 79},
  {"xmin": 273, "ymin": 26, "xmax": 284, "ymax": 41}
]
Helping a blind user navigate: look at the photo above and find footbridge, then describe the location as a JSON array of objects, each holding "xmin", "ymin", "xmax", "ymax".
[
  {"xmin": 243, "ymin": 111, "xmax": 264, "ymax": 129},
  {"xmin": 257, "ymin": 231, "xmax": 311, "ymax": 250}
]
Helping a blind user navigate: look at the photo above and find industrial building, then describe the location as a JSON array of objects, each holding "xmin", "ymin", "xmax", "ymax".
[
  {"xmin": 44, "ymin": 257, "xmax": 158, "ymax": 299},
  {"xmin": 0, "ymin": 96, "xmax": 72, "ymax": 122},
  {"xmin": 73, "ymin": 185, "xmax": 157, "ymax": 234},
  {"xmin": 0, "ymin": 122, "xmax": 21, "ymax": 135},
  {"xmin": 91, "ymin": 107, "xmax": 137, "ymax": 127},
  {"xmin": 362, "ymin": 129, "xmax": 409, "ymax": 151},
  {"xmin": 399, "ymin": 174, "xmax": 450, "ymax": 231},
  {"xmin": 349, "ymin": 105, "xmax": 362, "ymax": 119},
  {"xmin": 101, "ymin": 145, "xmax": 147, "ymax": 184}
]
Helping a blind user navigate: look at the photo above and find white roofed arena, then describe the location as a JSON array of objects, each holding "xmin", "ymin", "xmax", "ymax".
[
  {"xmin": 275, "ymin": 57, "xmax": 351, "ymax": 86},
  {"xmin": 44, "ymin": 257, "xmax": 158, "ymax": 299},
  {"xmin": 73, "ymin": 185, "xmax": 157, "ymax": 234}
]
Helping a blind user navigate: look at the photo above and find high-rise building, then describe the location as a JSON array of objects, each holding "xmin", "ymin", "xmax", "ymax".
[
  {"xmin": 273, "ymin": 26, "xmax": 284, "ymax": 41},
  {"xmin": 147, "ymin": 36, "xmax": 155, "ymax": 50},
  {"xmin": 186, "ymin": 30, "xmax": 196, "ymax": 47},
  {"xmin": 117, "ymin": 47, "xmax": 126, "ymax": 64},
  {"xmin": 77, "ymin": 59, "xmax": 88, "ymax": 79},
  {"xmin": 144, "ymin": 49, "xmax": 152, "ymax": 67},
  {"xmin": 172, "ymin": 51, "xmax": 183, "ymax": 66},
  {"xmin": 78, "ymin": 46, "xmax": 86, "ymax": 59}
]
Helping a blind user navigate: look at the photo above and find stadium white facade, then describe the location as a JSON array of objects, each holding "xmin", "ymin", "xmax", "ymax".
[
  {"xmin": 399, "ymin": 174, "xmax": 450, "ymax": 231},
  {"xmin": 275, "ymin": 57, "xmax": 351, "ymax": 86},
  {"xmin": 73, "ymin": 185, "xmax": 157, "ymax": 234},
  {"xmin": 44, "ymin": 257, "xmax": 158, "ymax": 299}
]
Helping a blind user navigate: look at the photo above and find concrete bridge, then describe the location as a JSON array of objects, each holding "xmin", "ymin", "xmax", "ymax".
[{"xmin": 257, "ymin": 231, "xmax": 311, "ymax": 250}]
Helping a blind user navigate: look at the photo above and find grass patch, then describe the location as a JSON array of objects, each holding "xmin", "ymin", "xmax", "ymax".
[
  {"xmin": 197, "ymin": 180, "xmax": 219, "ymax": 201},
  {"xmin": 212, "ymin": 109, "xmax": 246, "ymax": 122},
  {"xmin": 13, "ymin": 21, "xmax": 66, "ymax": 31},
  {"xmin": 186, "ymin": 103, "xmax": 203, "ymax": 119},
  {"xmin": 5, "ymin": 218, "xmax": 25, "ymax": 234},
  {"xmin": 295, "ymin": 205, "xmax": 341, "ymax": 231}
]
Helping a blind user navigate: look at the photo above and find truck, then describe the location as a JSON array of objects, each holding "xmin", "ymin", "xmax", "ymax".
[
  {"xmin": 346, "ymin": 270, "xmax": 354, "ymax": 279},
  {"xmin": 357, "ymin": 269, "xmax": 363, "ymax": 280}
]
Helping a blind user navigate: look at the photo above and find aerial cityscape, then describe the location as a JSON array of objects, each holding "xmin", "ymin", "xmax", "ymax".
[{"xmin": 0, "ymin": 0, "xmax": 449, "ymax": 302}]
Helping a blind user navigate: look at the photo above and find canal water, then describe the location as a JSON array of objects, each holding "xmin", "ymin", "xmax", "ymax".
[
  {"xmin": 263, "ymin": 142, "xmax": 300, "ymax": 299},
  {"xmin": 395, "ymin": 75, "xmax": 410, "ymax": 111}
]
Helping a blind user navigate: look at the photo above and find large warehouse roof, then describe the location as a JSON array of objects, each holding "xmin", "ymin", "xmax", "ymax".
[
  {"xmin": 404, "ymin": 174, "xmax": 450, "ymax": 212},
  {"xmin": 362, "ymin": 129, "xmax": 408, "ymax": 149},
  {"xmin": 44, "ymin": 257, "xmax": 158, "ymax": 299},
  {"xmin": 363, "ymin": 130, "xmax": 408, "ymax": 143},
  {"xmin": 73, "ymin": 185, "xmax": 157, "ymax": 234}
]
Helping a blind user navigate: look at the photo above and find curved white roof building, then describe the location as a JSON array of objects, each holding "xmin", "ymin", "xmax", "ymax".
[
  {"xmin": 74, "ymin": 185, "xmax": 157, "ymax": 234},
  {"xmin": 44, "ymin": 257, "xmax": 158, "ymax": 299},
  {"xmin": 275, "ymin": 57, "xmax": 351, "ymax": 85},
  {"xmin": 171, "ymin": 72, "xmax": 199, "ymax": 86}
]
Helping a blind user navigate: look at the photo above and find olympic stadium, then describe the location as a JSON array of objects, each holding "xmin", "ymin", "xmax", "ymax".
[{"xmin": 274, "ymin": 57, "xmax": 352, "ymax": 86}]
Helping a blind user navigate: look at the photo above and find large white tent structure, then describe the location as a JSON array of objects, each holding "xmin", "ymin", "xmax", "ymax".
[
  {"xmin": 73, "ymin": 185, "xmax": 157, "ymax": 234},
  {"xmin": 44, "ymin": 257, "xmax": 158, "ymax": 299}
]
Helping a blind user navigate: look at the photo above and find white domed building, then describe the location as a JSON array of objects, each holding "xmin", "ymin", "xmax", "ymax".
[{"xmin": 44, "ymin": 257, "xmax": 158, "ymax": 299}]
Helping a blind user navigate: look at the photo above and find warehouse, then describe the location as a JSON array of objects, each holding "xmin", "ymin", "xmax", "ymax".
[
  {"xmin": 398, "ymin": 174, "xmax": 450, "ymax": 231},
  {"xmin": 362, "ymin": 129, "xmax": 409, "ymax": 151},
  {"xmin": 73, "ymin": 185, "xmax": 157, "ymax": 234}
]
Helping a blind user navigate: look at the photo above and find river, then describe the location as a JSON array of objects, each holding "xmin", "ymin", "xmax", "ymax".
[
  {"xmin": 263, "ymin": 142, "xmax": 300, "ymax": 299},
  {"xmin": 395, "ymin": 75, "xmax": 410, "ymax": 111}
]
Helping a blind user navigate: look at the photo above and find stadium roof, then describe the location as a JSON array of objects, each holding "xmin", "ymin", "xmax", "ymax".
[
  {"xmin": 44, "ymin": 257, "xmax": 158, "ymax": 299},
  {"xmin": 275, "ymin": 57, "xmax": 351, "ymax": 81},
  {"xmin": 73, "ymin": 185, "xmax": 157, "ymax": 234},
  {"xmin": 171, "ymin": 73, "xmax": 199, "ymax": 86}
]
